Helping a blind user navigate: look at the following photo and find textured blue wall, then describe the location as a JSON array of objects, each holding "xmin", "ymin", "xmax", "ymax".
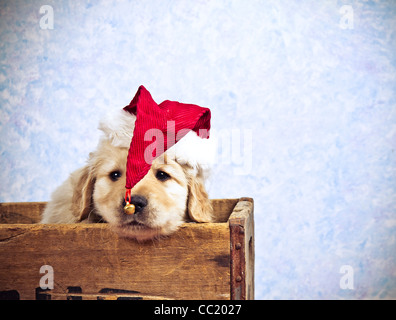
[{"xmin": 1, "ymin": 0, "xmax": 395, "ymax": 299}]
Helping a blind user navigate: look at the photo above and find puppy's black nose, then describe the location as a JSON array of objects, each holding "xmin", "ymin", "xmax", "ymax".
[{"xmin": 128, "ymin": 195, "xmax": 148, "ymax": 214}]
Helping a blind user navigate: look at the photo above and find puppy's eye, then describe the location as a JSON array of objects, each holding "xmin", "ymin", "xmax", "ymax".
[
  {"xmin": 156, "ymin": 170, "xmax": 171, "ymax": 182},
  {"xmin": 109, "ymin": 171, "xmax": 122, "ymax": 182}
]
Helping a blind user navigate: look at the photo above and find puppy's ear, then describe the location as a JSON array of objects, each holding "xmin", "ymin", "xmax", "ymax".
[
  {"xmin": 71, "ymin": 164, "xmax": 95, "ymax": 222},
  {"xmin": 187, "ymin": 171, "xmax": 213, "ymax": 223}
]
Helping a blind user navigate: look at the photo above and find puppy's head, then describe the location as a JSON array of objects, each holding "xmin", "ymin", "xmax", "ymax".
[
  {"xmin": 72, "ymin": 139, "xmax": 128, "ymax": 224},
  {"xmin": 114, "ymin": 153, "xmax": 213, "ymax": 241},
  {"xmin": 73, "ymin": 140, "xmax": 213, "ymax": 241}
]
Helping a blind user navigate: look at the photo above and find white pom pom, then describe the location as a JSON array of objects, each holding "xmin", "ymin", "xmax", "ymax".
[{"xmin": 165, "ymin": 131, "xmax": 216, "ymax": 169}]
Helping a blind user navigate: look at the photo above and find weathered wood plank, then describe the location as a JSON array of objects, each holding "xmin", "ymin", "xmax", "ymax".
[
  {"xmin": 0, "ymin": 202, "xmax": 46, "ymax": 224},
  {"xmin": 0, "ymin": 223, "xmax": 230, "ymax": 300},
  {"xmin": 210, "ymin": 199, "xmax": 239, "ymax": 222},
  {"xmin": 229, "ymin": 197, "xmax": 254, "ymax": 300},
  {"xmin": 0, "ymin": 199, "xmax": 238, "ymax": 224}
]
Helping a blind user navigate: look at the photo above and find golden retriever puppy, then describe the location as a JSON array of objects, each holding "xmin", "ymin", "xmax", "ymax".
[{"xmin": 41, "ymin": 111, "xmax": 213, "ymax": 241}]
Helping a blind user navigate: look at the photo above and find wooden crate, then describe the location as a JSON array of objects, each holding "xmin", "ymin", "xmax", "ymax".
[{"xmin": 0, "ymin": 198, "xmax": 254, "ymax": 300}]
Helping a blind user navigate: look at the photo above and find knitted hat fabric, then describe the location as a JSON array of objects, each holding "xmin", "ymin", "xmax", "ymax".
[{"xmin": 123, "ymin": 86, "xmax": 211, "ymax": 200}]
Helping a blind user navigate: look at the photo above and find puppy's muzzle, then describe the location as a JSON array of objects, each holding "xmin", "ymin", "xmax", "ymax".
[{"xmin": 123, "ymin": 195, "xmax": 147, "ymax": 215}]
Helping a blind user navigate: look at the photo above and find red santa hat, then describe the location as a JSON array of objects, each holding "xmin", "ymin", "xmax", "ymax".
[{"xmin": 119, "ymin": 86, "xmax": 211, "ymax": 203}]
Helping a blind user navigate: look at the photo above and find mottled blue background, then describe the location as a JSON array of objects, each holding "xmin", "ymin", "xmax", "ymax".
[{"xmin": 1, "ymin": 0, "xmax": 395, "ymax": 299}]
